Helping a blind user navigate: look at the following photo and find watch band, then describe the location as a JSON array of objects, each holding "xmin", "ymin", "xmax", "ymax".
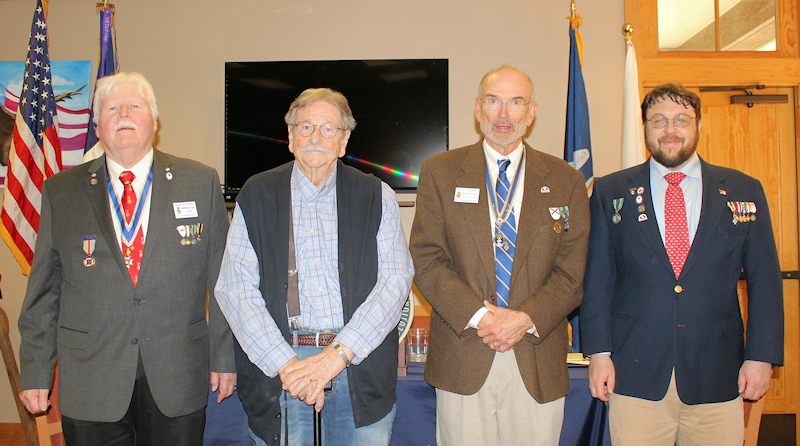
[{"xmin": 331, "ymin": 341, "xmax": 351, "ymax": 368}]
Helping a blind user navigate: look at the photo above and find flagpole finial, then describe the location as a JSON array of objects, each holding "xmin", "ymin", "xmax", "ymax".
[
  {"xmin": 622, "ymin": 23, "xmax": 634, "ymax": 41},
  {"xmin": 96, "ymin": 1, "xmax": 114, "ymax": 14},
  {"xmin": 570, "ymin": 0, "xmax": 576, "ymax": 19}
]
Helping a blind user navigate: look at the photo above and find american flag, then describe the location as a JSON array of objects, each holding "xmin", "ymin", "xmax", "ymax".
[{"xmin": 0, "ymin": 0, "xmax": 62, "ymax": 276}]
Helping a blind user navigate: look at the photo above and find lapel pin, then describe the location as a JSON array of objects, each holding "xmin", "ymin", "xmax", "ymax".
[
  {"xmin": 635, "ymin": 195, "xmax": 643, "ymax": 204},
  {"xmin": 629, "ymin": 188, "xmax": 636, "ymax": 196},
  {"xmin": 638, "ymin": 213, "xmax": 648, "ymax": 222},
  {"xmin": 90, "ymin": 172, "xmax": 98, "ymax": 186},
  {"xmin": 540, "ymin": 186, "xmax": 550, "ymax": 193},
  {"xmin": 638, "ymin": 204, "xmax": 646, "ymax": 213},
  {"xmin": 719, "ymin": 189, "xmax": 727, "ymax": 195},
  {"xmin": 549, "ymin": 207, "xmax": 561, "ymax": 220},
  {"xmin": 636, "ymin": 186, "xmax": 645, "ymax": 195},
  {"xmin": 165, "ymin": 167, "xmax": 173, "ymax": 181}
]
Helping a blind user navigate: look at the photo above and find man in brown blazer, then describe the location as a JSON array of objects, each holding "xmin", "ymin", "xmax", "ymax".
[{"xmin": 410, "ymin": 66, "xmax": 590, "ymax": 446}]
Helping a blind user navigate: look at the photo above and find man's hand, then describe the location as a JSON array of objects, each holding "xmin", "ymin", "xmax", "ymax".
[
  {"xmin": 588, "ymin": 354, "xmax": 615, "ymax": 402},
  {"xmin": 210, "ymin": 372, "xmax": 237, "ymax": 403},
  {"xmin": 738, "ymin": 360, "xmax": 773, "ymax": 401},
  {"xmin": 278, "ymin": 345, "xmax": 352, "ymax": 411},
  {"xmin": 476, "ymin": 300, "xmax": 533, "ymax": 352},
  {"xmin": 19, "ymin": 389, "xmax": 50, "ymax": 414}
]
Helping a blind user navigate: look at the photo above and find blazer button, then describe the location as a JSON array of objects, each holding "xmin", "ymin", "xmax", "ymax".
[
  {"xmin": 131, "ymin": 338, "xmax": 138, "ymax": 345},
  {"xmin": 674, "ymin": 285, "xmax": 683, "ymax": 293},
  {"xmin": 275, "ymin": 412, "xmax": 281, "ymax": 418},
  {"xmin": 272, "ymin": 435, "xmax": 279, "ymax": 442},
  {"xmin": 134, "ymin": 299, "xmax": 142, "ymax": 306}
]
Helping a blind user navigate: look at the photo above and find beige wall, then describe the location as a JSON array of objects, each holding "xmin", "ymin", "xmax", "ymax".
[{"xmin": 0, "ymin": 0, "xmax": 625, "ymax": 422}]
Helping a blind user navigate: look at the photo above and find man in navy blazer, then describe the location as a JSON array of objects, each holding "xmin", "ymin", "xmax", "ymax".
[{"xmin": 580, "ymin": 83, "xmax": 783, "ymax": 445}]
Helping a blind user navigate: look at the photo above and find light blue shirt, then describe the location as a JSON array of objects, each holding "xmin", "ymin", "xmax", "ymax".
[
  {"xmin": 649, "ymin": 152, "xmax": 703, "ymax": 246},
  {"xmin": 215, "ymin": 163, "xmax": 414, "ymax": 377}
]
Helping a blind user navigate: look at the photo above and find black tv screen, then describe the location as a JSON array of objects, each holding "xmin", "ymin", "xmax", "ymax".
[{"xmin": 224, "ymin": 59, "xmax": 448, "ymax": 198}]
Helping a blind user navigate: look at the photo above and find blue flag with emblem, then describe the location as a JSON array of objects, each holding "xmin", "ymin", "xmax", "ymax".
[
  {"xmin": 83, "ymin": 3, "xmax": 119, "ymax": 155},
  {"xmin": 564, "ymin": 9, "xmax": 593, "ymax": 352}
]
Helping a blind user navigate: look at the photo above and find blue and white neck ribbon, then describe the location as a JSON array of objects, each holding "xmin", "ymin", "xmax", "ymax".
[{"xmin": 106, "ymin": 163, "xmax": 154, "ymax": 246}]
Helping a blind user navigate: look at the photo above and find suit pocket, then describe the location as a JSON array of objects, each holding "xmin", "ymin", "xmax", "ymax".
[
  {"xmin": 57, "ymin": 326, "xmax": 89, "ymax": 350},
  {"xmin": 189, "ymin": 318, "xmax": 209, "ymax": 340},
  {"xmin": 722, "ymin": 317, "xmax": 744, "ymax": 338}
]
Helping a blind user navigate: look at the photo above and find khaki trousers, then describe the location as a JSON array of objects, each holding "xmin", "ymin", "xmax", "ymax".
[
  {"xmin": 609, "ymin": 369, "xmax": 744, "ymax": 446},
  {"xmin": 436, "ymin": 349, "xmax": 565, "ymax": 446}
]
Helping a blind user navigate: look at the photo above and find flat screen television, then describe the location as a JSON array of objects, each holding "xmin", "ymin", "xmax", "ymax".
[{"xmin": 224, "ymin": 59, "xmax": 449, "ymax": 200}]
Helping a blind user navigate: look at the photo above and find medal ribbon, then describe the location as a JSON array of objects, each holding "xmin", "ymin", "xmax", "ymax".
[
  {"xmin": 106, "ymin": 163, "xmax": 155, "ymax": 245},
  {"xmin": 484, "ymin": 151, "xmax": 524, "ymax": 225}
]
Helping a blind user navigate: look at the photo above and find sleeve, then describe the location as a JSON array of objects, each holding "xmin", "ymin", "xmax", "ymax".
[
  {"xmin": 409, "ymin": 160, "xmax": 488, "ymax": 334},
  {"xmin": 214, "ymin": 205, "xmax": 296, "ymax": 377},
  {"xmin": 513, "ymin": 172, "xmax": 590, "ymax": 343},
  {"xmin": 741, "ymin": 180, "xmax": 784, "ymax": 366},
  {"xmin": 579, "ymin": 180, "xmax": 617, "ymax": 355},
  {"xmin": 336, "ymin": 182, "xmax": 414, "ymax": 364},
  {"xmin": 205, "ymin": 169, "xmax": 236, "ymax": 373},
  {"xmin": 17, "ymin": 182, "xmax": 61, "ymax": 390}
]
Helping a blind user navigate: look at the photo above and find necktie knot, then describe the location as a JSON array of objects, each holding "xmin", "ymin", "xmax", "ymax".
[
  {"xmin": 498, "ymin": 159, "xmax": 510, "ymax": 173},
  {"xmin": 665, "ymin": 172, "xmax": 685, "ymax": 186},
  {"xmin": 120, "ymin": 170, "xmax": 135, "ymax": 186}
]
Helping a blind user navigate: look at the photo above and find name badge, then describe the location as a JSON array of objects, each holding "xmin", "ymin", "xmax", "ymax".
[
  {"xmin": 173, "ymin": 201, "xmax": 199, "ymax": 219},
  {"xmin": 454, "ymin": 187, "xmax": 480, "ymax": 204}
]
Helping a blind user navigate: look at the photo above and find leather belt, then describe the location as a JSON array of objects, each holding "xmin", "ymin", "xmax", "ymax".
[{"xmin": 290, "ymin": 332, "xmax": 336, "ymax": 347}]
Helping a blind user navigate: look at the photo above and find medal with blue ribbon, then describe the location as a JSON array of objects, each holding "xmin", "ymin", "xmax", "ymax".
[
  {"xmin": 106, "ymin": 164, "xmax": 154, "ymax": 248},
  {"xmin": 612, "ymin": 198, "xmax": 624, "ymax": 224},
  {"xmin": 83, "ymin": 235, "xmax": 96, "ymax": 268},
  {"xmin": 559, "ymin": 206, "xmax": 570, "ymax": 232}
]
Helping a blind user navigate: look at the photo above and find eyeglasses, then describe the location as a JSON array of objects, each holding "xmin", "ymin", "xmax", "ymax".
[
  {"xmin": 293, "ymin": 121, "xmax": 343, "ymax": 139},
  {"xmin": 645, "ymin": 114, "xmax": 696, "ymax": 129},
  {"xmin": 481, "ymin": 97, "xmax": 530, "ymax": 112}
]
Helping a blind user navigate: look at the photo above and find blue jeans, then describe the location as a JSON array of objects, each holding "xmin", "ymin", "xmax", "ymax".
[{"xmin": 249, "ymin": 343, "xmax": 395, "ymax": 446}]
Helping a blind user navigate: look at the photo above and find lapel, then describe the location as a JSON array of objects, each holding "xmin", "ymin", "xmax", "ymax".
[
  {"xmin": 137, "ymin": 149, "xmax": 173, "ymax": 280},
  {"xmin": 628, "ymin": 162, "xmax": 674, "ymax": 274},
  {"xmin": 680, "ymin": 157, "xmax": 725, "ymax": 277},
  {"xmin": 456, "ymin": 142, "xmax": 495, "ymax": 287},
  {"xmin": 511, "ymin": 144, "xmax": 549, "ymax": 282},
  {"xmin": 85, "ymin": 155, "xmax": 132, "ymax": 285}
]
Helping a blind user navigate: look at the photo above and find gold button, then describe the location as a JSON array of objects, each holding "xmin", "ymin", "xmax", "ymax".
[{"xmin": 674, "ymin": 285, "xmax": 683, "ymax": 293}]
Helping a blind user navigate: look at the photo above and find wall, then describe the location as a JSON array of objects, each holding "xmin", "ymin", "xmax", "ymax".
[{"xmin": 0, "ymin": 0, "xmax": 625, "ymax": 422}]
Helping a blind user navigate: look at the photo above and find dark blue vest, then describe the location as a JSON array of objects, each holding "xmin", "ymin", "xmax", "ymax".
[{"xmin": 234, "ymin": 161, "xmax": 397, "ymax": 445}]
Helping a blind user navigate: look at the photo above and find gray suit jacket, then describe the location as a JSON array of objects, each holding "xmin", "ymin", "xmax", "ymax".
[
  {"xmin": 18, "ymin": 149, "xmax": 235, "ymax": 422},
  {"xmin": 410, "ymin": 141, "xmax": 590, "ymax": 403}
]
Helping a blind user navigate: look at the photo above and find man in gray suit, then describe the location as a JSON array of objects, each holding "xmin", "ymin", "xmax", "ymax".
[{"xmin": 18, "ymin": 72, "xmax": 236, "ymax": 445}]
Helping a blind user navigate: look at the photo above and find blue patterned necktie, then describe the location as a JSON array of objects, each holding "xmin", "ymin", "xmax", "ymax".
[{"xmin": 494, "ymin": 159, "xmax": 517, "ymax": 309}]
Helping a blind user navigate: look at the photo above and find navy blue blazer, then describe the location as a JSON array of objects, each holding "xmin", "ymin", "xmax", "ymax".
[{"xmin": 580, "ymin": 157, "xmax": 783, "ymax": 404}]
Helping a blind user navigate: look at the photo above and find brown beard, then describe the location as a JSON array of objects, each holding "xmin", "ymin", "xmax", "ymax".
[{"xmin": 646, "ymin": 137, "xmax": 697, "ymax": 168}]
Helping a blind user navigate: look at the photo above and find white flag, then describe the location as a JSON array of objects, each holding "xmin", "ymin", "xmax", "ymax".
[{"xmin": 621, "ymin": 39, "xmax": 646, "ymax": 169}]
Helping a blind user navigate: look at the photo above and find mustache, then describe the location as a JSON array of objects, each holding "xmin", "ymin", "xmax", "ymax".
[
  {"xmin": 114, "ymin": 121, "xmax": 139, "ymax": 131},
  {"xmin": 300, "ymin": 143, "xmax": 330, "ymax": 155},
  {"xmin": 659, "ymin": 136, "xmax": 684, "ymax": 143}
]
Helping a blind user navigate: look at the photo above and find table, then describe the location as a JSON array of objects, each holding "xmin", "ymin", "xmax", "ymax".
[{"xmin": 203, "ymin": 363, "xmax": 611, "ymax": 445}]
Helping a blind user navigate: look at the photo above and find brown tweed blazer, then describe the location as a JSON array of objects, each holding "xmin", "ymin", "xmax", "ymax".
[{"xmin": 409, "ymin": 141, "xmax": 589, "ymax": 403}]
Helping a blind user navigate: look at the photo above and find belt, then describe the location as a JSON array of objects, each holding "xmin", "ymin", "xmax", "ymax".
[{"xmin": 290, "ymin": 332, "xmax": 336, "ymax": 347}]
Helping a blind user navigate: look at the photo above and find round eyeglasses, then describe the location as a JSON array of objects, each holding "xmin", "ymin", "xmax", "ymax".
[
  {"xmin": 292, "ymin": 121, "xmax": 343, "ymax": 139},
  {"xmin": 481, "ymin": 97, "xmax": 530, "ymax": 112},
  {"xmin": 645, "ymin": 114, "xmax": 696, "ymax": 129}
]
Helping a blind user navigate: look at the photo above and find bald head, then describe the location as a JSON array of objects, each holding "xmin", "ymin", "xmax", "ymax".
[{"xmin": 478, "ymin": 65, "xmax": 534, "ymax": 102}]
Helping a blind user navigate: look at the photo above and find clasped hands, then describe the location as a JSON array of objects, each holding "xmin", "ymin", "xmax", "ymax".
[
  {"xmin": 476, "ymin": 300, "xmax": 534, "ymax": 352},
  {"xmin": 278, "ymin": 344, "xmax": 350, "ymax": 412}
]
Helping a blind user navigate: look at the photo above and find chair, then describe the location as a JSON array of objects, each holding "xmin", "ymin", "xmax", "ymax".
[
  {"xmin": 0, "ymin": 302, "xmax": 39, "ymax": 445},
  {"xmin": 743, "ymin": 397, "xmax": 766, "ymax": 445}
]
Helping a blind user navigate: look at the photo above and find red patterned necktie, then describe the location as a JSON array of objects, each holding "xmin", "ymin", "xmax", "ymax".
[
  {"xmin": 664, "ymin": 172, "xmax": 689, "ymax": 279},
  {"xmin": 120, "ymin": 171, "xmax": 145, "ymax": 287}
]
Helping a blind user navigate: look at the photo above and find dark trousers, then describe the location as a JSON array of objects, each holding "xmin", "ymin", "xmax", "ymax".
[{"xmin": 62, "ymin": 353, "xmax": 206, "ymax": 446}]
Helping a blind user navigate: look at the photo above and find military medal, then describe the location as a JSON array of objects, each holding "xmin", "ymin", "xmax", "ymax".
[
  {"xmin": 559, "ymin": 206, "xmax": 570, "ymax": 232},
  {"xmin": 727, "ymin": 202, "xmax": 738, "ymax": 225},
  {"xmin": 83, "ymin": 236, "xmax": 96, "ymax": 267},
  {"xmin": 124, "ymin": 247, "xmax": 134, "ymax": 268},
  {"xmin": 486, "ymin": 153, "xmax": 523, "ymax": 251},
  {"xmin": 190, "ymin": 223, "xmax": 198, "ymax": 244},
  {"xmin": 195, "ymin": 223, "xmax": 203, "ymax": 242},
  {"xmin": 611, "ymin": 198, "xmax": 624, "ymax": 224},
  {"xmin": 749, "ymin": 202, "xmax": 757, "ymax": 221},
  {"xmin": 177, "ymin": 225, "xmax": 189, "ymax": 245},
  {"xmin": 553, "ymin": 222, "xmax": 562, "ymax": 233}
]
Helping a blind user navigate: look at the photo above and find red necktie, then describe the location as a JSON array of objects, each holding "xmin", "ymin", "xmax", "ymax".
[
  {"xmin": 120, "ymin": 171, "xmax": 145, "ymax": 287},
  {"xmin": 664, "ymin": 172, "xmax": 689, "ymax": 279}
]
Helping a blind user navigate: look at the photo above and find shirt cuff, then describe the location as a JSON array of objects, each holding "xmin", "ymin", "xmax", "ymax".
[{"xmin": 467, "ymin": 307, "xmax": 489, "ymax": 329}]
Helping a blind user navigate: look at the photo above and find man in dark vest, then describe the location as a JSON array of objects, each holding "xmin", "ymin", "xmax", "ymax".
[{"xmin": 215, "ymin": 87, "xmax": 414, "ymax": 446}]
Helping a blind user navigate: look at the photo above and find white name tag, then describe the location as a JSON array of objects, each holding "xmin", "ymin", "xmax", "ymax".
[
  {"xmin": 173, "ymin": 201, "xmax": 199, "ymax": 219},
  {"xmin": 454, "ymin": 187, "xmax": 480, "ymax": 203}
]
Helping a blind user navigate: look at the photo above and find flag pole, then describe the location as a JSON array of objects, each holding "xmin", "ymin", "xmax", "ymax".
[
  {"xmin": 570, "ymin": 0, "xmax": 576, "ymax": 20},
  {"xmin": 622, "ymin": 23, "xmax": 633, "ymax": 41}
]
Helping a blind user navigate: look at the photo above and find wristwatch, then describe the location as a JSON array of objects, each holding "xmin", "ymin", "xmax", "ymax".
[{"xmin": 331, "ymin": 341, "xmax": 351, "ymax": 368}]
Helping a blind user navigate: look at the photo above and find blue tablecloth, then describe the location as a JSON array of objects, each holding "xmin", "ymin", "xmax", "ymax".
[{"xmin": 204, "ymin": 362, "xmax": 611, "ymax": 445}]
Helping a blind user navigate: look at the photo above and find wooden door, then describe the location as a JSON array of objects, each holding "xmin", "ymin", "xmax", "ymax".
[{"xmin": 687, "ymin": 86, "xmax": 800, "ymax": 424}]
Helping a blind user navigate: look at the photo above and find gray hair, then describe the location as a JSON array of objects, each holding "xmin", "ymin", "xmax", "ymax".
[
  {"xmin": 92, "ymin": 72, "xmax": 159, "ymax": 124},
  {"xmin": 477, "ymin": 65, "xmax": 535, "ymax": 102},
  {"xmin": 284, "ymin": 88, "xmax": 356, "ymax": 131}
]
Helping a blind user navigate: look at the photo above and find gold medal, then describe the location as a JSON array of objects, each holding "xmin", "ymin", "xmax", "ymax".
[{"xmin": 554, "ymin": 222, "xmax": 562, "ymax": 233}]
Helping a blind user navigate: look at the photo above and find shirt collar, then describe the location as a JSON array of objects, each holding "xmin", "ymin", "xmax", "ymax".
[
  {"xmin": 482, "ymin": 140, "xmax": 524, "ymax": 177},
  {"xmin": 650, "ymin": 152, "xmax": 701, "ymax": 182},
  {"xmin": 106, "ymin": 148, "xmax": 154, "ymax": 186},
  {"xmin": 292, "ymin": 161, "xmax": 338, "ymax": 201}
]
